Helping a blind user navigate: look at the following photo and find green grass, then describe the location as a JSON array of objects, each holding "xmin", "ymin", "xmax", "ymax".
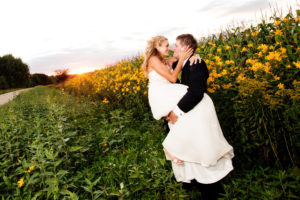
[{"xmin": 0, "ymin": 86, "xmax": 299, "ymax": 199}]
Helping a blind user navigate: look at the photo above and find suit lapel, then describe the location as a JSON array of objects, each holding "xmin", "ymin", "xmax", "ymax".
[{"xmin": 181, "ymin": 59, "xmax": 190, "ymax": 84}]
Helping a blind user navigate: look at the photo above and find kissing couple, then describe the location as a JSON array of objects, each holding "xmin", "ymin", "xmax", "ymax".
[{"xmin": 142, "ymin": 34, "xmax": 234, "ymax": 199}]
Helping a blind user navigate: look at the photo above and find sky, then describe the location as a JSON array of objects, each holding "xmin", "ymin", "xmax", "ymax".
[{"xmin": 0, "ymin": 0, "xmax": 299, "ymax": 75}]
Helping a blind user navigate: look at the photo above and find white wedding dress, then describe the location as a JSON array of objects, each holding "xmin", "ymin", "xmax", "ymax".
[{"xmin": 148, "ymin": 69, "xmax": 234, "ymax": 184}]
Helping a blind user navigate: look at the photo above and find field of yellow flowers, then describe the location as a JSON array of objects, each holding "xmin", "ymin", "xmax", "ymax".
[{"xmin": 64, "ymin": 11, "xmax": 299, "ymax": 111}]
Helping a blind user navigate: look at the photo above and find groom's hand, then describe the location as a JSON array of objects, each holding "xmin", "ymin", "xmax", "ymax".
[{"xmin": 168, "ymin": 111, "xmax": 178, "ymax": 124}]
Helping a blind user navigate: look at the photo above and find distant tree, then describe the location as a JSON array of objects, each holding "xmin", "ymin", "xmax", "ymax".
[
  {"xmin": 0, "ymin": 54, "xmax": 30, "ymax": 88},
  {"xmin": 54, "ymin": 68, "xmax": 70, "ymax": 84},
  {"xmin": 30, "ymin": 73, "xmax": 52, "ymax": 86},
  {"xmin": 0, "ymin": 75, "xmax": 9, "ymax": 89}
]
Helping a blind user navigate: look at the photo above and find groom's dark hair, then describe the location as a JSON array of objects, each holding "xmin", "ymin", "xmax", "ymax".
[{"xmin": 176, "ymin": 34, "xmax": 198, "ymax": 53}]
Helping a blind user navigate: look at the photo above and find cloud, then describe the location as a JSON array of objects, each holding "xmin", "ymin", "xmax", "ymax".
[
  {"xmin": 27, "ymin": 46, "xmax": 139, "ymax": 75},
  {"xmin": 197, "ymin": 0, "xmax": 269, "ymax": 17},
  {"xmin": 221, "ymin": 0, "xmax": 269, "ymax": 17}
]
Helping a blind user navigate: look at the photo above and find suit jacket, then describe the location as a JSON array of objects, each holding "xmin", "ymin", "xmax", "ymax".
[{"xmin": 172, "ymin": 58, "xmax": 209, "ymax": 113}]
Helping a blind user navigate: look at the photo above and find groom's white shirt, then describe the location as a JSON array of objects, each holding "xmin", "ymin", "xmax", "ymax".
[{"xmin": 172, "ymin": 58, "xmax": 189, "ymax": 119}]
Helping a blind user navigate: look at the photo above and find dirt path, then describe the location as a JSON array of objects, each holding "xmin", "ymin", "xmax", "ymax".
[{"xmin": 0, "ymin": 88, "xmax": 33, "ymax": 106}]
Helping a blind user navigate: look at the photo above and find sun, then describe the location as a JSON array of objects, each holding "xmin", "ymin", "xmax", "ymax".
[{"xmin": 69, "ymin": 67, "xmax": 98, "ymax": 75}]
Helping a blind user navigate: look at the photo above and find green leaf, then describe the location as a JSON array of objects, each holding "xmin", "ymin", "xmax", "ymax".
[
  {"xmin": 70, "ymin": 146, "xmax": 83, "ymax": 152},
  {"xmin": 57, "ymin": 170, "xmax": 68, "ymax": 177},
  {"xmin": 82, "ymin": 186, "xmax": 92, "ymax": 193}
]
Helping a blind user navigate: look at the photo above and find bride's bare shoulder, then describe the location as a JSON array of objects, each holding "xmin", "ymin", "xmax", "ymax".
[{"xmin": 148, "ymin": 56, "xmax": 162, "ymax": 65}]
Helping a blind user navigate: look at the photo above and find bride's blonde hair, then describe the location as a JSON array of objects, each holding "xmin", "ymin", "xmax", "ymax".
[{"xmin": 141, "ymin": 35, "xmax": 168, "ymax": 77}]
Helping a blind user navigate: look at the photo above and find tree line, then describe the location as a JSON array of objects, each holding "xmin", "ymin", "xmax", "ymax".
[{"xmin": 0, "ymin": 54, "xmax": 70, "ymax": 90}]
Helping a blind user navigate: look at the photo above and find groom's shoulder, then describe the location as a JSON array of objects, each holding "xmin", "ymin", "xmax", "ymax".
[{"xmin": 190, "ymin": 59, "xmax": 207, "ymax": 69}]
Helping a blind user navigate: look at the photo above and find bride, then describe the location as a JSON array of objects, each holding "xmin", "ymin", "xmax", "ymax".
[{"xmin": 142, "ymin": 35, "xmax": 234, "ymax": 185}]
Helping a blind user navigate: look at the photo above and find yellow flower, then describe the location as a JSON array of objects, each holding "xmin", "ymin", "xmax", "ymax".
[
  {"xmin": 17, "ymin": 178, "xmax": 24, "ymax": 188},
  {"xmin": 29, "ymin": 165, "xmax": 35, "ymax": 171},
  {"xmin": 286, "ymin": 65, "xmax": 291, "ymax": 69},
  {"xmin": 201, "ymin": 45, "xmax": 205, "ymax": 49},
  {"xmin": 217, "ymin": 48, "xmax": 221, "ymax": 52},
  {"xmin": 241, "ymin": 47, "xmax": 247, "ymax": 52},
  {"xmin": 208, "ymin": 42, "xmax": 216, "ymax": 47},
  {"xmin": 296, "ymin": 17, "xmax": 300, "ymax": 22},
  {"xmin": 214, "ymin": 56, "xmax": 221, "ymax": 62},
  {"xmin": 275, "ymin": 29, "xmax": 282, "ymax": 36},
  {"xmin": 274, "ymin": 75, "xmax": 280, "ymax": 80},
  {"xmin": 207, "ymin": 76, "xmax": 214, "ymax": 84},
  {"xmin": 103, "ymin": 143, "xmax": 107, "ymax": 147},
  {"xmin": 234, "ymin": 44, "xmax": 240, "ymax": 47},
  {"xmin": 237, "ymin": 73, "xmax": 246, "ymax": 83},
  {"xmin": 250, "ymin": 62, "xmax": 264, "ymax": 72},
  {"xmin": 263, "ymin": 63, "xmax": 271, "ymax": 73},
  {"xmin": 265, "ymin": 51, "xmax": 282, "ymax": 61},
  {"xmin": 225, "ymin": 45, "xmax": 231, "ymax": 50},
  {"xmin": 222, "ymin": 83, "xmax": 232, "ymax": 89},
  {"xmin": 225, "ymin": 60, "xmax": 234, "ymax": 65},
  {"xmin": 251, "ymin": 32, "xmax": 256, "ymax": 37},
  {"xmin": 293, "ymin": 61, "xmax": 300, "ymax": 69},
  {"xmin": 283, "ymin": 17, "xmax": 288, "ymax": 22},
  {"xmin": 278, "ymin": 83, "xmax": 284, "ymax": 90},
  {"xmin": 102, "ymin": 98, "xmax": 109, "ymax": 104},
  {"xmin": 257, "ymin": 44, "xmax": 268, "ymax": 53},
  {"xmin": 207, "ymin": 88, "xmax": 215, "ymax": 93},
  {"xmin": 247, "ymin": 43, "xmax": 253, "ymax": 48},
  {"xmin": 221, "ymin": 69, "xmax": 228, "ymax": 76},
  {"xmin": 275, "ymin": 20, "xmax": 281, "ymax": 26}
]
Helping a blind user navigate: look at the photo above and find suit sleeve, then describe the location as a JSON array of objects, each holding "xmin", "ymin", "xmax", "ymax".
[{"xmin": 177, "ymin": 61, "xmax": 209, "ymax": 113}]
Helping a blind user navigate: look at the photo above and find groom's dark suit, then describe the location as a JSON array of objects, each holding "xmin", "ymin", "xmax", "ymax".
[
  {"xmin": 169, "ymin": 58, "xmax": 224, "ymax": 200},
  {"xmin": 172, "ymin": 57, "xmax": 209, "ymax": 112}
]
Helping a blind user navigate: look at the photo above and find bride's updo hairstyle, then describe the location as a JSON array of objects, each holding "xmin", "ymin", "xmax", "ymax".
[{"xmin": 142, "ymin": 35, "xmax": 168, "ymax": 77}]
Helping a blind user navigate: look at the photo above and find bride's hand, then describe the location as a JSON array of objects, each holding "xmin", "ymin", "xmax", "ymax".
[
  {"xmin": 189, "ymin": 54, "xmax": 202, "ymax": 65},
  {"xmin": 178, "ymin": 48, "xmax": 193, "ymax": 62}
]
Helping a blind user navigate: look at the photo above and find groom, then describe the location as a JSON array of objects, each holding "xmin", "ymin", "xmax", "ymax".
[{"xmin": 165, "ymin": 34, "xmax": 224, "ymax": 200}]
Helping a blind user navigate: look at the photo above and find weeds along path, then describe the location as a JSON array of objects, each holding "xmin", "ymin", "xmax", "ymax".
[{"xmin": 0, "ymin": 88, "xmax": 34, "ymax": 106}]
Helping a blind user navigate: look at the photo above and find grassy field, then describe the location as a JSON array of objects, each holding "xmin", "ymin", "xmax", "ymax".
[{"xmin": 0, "ymin": 86, "xmax": 299, "ymax": 199}]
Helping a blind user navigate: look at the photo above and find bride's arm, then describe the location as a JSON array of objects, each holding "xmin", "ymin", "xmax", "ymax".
[
  {"xmin": 149, "ymin": 48, "xmax": 193, "ymax": 83},
  {"xmin": 149, "ymin": 57, "xmax": 183, "ymax": 83},
  {"xmin": 166, "ymin": 54, "xmax": 202, "ymax": 69},
  {"xmin": 165, "ymin": 57, "xmax": 178, "ymax": 67},
  {"xmin": 189, "ymin": 54, "xmax": 202, "ymax": 65}
]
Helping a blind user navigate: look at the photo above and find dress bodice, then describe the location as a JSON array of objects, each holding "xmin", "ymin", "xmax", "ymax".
[{"xmin": 148, "ymin": 70, "xmax": 171, "ymax": 85}]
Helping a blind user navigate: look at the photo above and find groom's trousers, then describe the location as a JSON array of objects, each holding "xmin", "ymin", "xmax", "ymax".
[{"xmin": 182, "ymin": 179, "xmax": 224, "ymax": 200}]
